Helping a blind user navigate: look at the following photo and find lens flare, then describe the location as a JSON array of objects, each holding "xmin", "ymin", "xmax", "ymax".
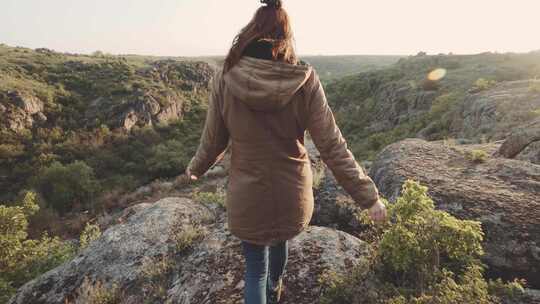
[{"xmin": 427, "ymin": 68, "xmax": 447, "ymax": 81}]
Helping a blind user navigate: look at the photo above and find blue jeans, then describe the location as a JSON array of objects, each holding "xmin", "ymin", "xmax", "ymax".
[{"xmin": 241, "ymin": 241, "xmax": 288, "ymax": 304}]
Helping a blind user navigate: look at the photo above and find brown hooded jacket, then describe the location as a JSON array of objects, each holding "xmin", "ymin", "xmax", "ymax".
[{"xmin": 188, "ymin": 56, "xmax": 380, "ymax": 245}]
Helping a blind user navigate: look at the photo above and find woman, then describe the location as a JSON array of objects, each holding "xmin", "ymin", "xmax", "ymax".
[{"xmin": 186, "ymin": 0, "xmax": 387, "ymax": 303}]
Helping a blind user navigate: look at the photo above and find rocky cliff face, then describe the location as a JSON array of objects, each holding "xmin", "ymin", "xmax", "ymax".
[
  {"xmin": 369, "ymin": 139, "xmax": 540, "ymax": 288},
  {"xmin": 9, "ymin": 196, "xmax": 370, "ymax": 304},
  {"xmin": 0, "ymin": 91, "xmax": 46, "ymax": 131},
  {"xmin": 84, "ymin": 60, "xmax": 214, "ymax": 132},
  {"xmin": 452, "ymin": 80, "xmax": 540, "ymax": 141}
]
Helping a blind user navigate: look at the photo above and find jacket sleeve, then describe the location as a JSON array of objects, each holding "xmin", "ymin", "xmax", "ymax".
[
  {"xmin": 305, "ymin": 70, "xmax": 380, "ymax": 210},
  {"xmin": 187, "ymin": 71, "xmax": 230, "ymax": 177}
]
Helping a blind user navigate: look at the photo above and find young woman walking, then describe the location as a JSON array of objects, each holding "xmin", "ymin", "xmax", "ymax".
[{"xmin": 186, "ymin": 1, "xmax": 387, "ymax": 303}]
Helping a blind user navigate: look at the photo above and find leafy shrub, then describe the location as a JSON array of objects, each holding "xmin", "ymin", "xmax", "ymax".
[
  {"xmin": 193, "ymin": 187, "xmax": 226, "ymax": 209},
  {"xmin": 172, "ymin": 224, "xmax": 206, "ymax": 253},
  {"xmin": 379, "ymin": 181, "xmax": 484, "ymax": 291},
  {"xmin": 35, "ymin": 161, "xmax": 101, "ymax": 214},
  {"xmin": 140, "ymin": 255, "xmax": 174, "ymax": 303},
  {"xmin": 472, "ymin": 78, "xmax": 497, "ymax": 92},
  {"xmin": 529, "ymin": 81, "xmax": 540, "ymax": 93},
  {"xmin": 312, "ymin": 166, "xmax": 326, "ymax": 189},
  {"xmin": 0, "ymin": 192, "xmax": 75, "ymax": 302},
  {"xmin": 71, "ymin": 277, "xmax": 121, "ymax": 304},
  {"xmin": 0, "ymin": 279, "xmax": 15, "ymax": 304},
  {"xmin": 145, "ymin": 140, "xmax": 191, "ymax": 178},
  {"xmin": 0, "ymin": 144, "xmax": 25, "ymax": 160},
  {"xmin": 79, "ymin": 222, "xmax": 102, "ymax": 250},
  {"xmin": 466, "ymin": 150, "xmax": 489, "ymax": 163},
  {"xmin": 488, "ymin": 278, "xmax": 526, "ymax": 300},
  {"xmin": 320, "ymin": 180, "xmax": 525, "ymax": 304}
]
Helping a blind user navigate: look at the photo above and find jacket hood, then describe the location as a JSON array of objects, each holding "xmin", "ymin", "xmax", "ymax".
[{"xmin": 223, "ymin": 56, "xmax": 313, "ymax": 112}]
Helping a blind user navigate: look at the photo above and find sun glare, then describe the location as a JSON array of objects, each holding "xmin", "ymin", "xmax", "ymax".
[{"xmin": 427, "ymin": 69, "xmax": 447, "ymax": 81}]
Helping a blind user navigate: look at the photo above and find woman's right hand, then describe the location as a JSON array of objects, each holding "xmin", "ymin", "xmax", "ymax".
[
  {"xmin": 185, "ymin": 166, "xmax": 198, "ymax": 181},
  {"xmin": 368, "ymin": 199, "xmax": 387, "ymax": 223}
]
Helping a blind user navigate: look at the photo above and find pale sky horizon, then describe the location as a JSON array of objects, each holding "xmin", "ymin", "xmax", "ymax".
[{"xmin": 1, "ymin": 0, "xmax": 540, "ymax": 57}]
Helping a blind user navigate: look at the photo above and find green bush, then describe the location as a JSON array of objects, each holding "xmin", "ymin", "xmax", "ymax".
[
  {"xmin": 0, "ymin": 144, "xmax": 25, "ymax": 160},
  {"xmin": 172, "ymin": 224, "xmax": 206, "ymax": 253},
  {"xmin": 140, "ymin": 256, "xmax": 174, "ymax": 303},
  {"xmin": 193, "ymin": 187, "xmax": 226, "ymax": 209},
  {"xmin": 379, "ymin": 181, "xmax": 484, "ymax": 292},
  {"xmin": 320, "ymin": 180, "xmax": 525, "ymax": 304},
  {"xmin": 529, "ymin": 81, "xmax": 540, "ymax": 93},
  {"xmin": 472, "ymin": 78, "xmax": 497, "ymax": 91},
  {"xmin": 35, "ymin": 161, "xmax": 100, "ymax": 214},
  {"xmin": 0, "ymin": 279, "xmax": 15, "ymax": 304},
  {"xmin": 79, "ymin": 222, "xmax": 102, "ymax": 250},
  {"xmin": 466, "ymin": 150, "xmax": 489, "ymax": 163},
  {"xmin": 72, "ymin": 277, "xmax": 121, "ymax": 304},
  {"xmin": 312, "ymin": 166, "xmax": 326, "ymax": 189},
  {"xmin": 145, "ymin": 140, "xmax": 190, "ymax": 178},
  {"xmin": 0, "ymin": 192, "xmax": 75, "ymax": 302}
]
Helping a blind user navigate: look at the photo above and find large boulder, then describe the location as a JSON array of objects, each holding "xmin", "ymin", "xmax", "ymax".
[
  {"xmin": 9, "ymin": 197, "xmax": 371, "ymax": 304},
  {"xmin": 497, "ymin": 122, "xmax": 540, "ymax": 160},
  {"xmin": 370, "ymin": 139, "xmax": 540, "ymax": 288}
]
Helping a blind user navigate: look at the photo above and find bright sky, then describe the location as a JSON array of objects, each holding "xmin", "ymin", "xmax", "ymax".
[{"xmin": 1, "ymin": 0, "xmax": 539, "ymax": 56}]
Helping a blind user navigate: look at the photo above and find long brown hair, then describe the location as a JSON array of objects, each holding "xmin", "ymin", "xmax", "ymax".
[{"xmin": 224, "ymin": 0, "xmax": 297, "ymax": 72}]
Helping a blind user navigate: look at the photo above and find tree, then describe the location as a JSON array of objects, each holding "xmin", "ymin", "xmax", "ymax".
[
  {"xmin": 0, "ymin": 192, "xmax": 74, "ymax": 302},
  {"xmin": 35, "ymin": 161, "xmax": 100, "ymax": 214}
]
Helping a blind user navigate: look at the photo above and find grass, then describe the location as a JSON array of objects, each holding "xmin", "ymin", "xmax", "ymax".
[
  {"xmin": 140, "ymin": 255, "xmax": 175, "ymax": 303},
  {"xmin": 172, "ymin": 224, "xmax": 206, "ymax": 253},
  {"xmin": 193, "ymin": 187, "xmax": 226, "ymax": 209},
  {"xmin": 312, "ymin": 166, "xmax": 326, "ymax": 189},
  {"xmin": 70, "ymin": 277, "xmax": 121, "ymax": 304}
]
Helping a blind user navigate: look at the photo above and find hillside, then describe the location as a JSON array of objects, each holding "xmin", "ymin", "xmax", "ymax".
[
  {"xmin": 301, "ymin": 55, "xmax": 403, "ymax": 82},
  {"xmin": 325, "ymin": 52, "xmax": 540, "ymax": 161},
  {"xmin": 0, "ymin": 44, "xmax": 214, "ymax": 235},
  {"xmin": 121, "ymin": 54, "xmax": 402, "ymax": 82}
]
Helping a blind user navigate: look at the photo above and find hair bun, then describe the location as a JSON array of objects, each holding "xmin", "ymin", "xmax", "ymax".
[{"xmin": 260, "ymin": 0, "xmax": 282, "ymax": 9}]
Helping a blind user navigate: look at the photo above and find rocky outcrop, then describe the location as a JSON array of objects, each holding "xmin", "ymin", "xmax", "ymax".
[
  {"xmin": 498, "ymin": 123, "xmax": 540, "ymax": 159},
  {"xmin": 84, "ymin": 60, "xmax": 215, "ymax": 131},
  {"xmin": 370, "ymin": 139, "xmax": 540, "ymax": 287},
  {"xmin": 9, "ymin": 197, "xmax": 370, "ymax": 304},
  {"xmin": 368, "ymin": 83, "xmax": 438, "ymax": 133},
  {"xmin": 516, "ymin": 141, "xmax": 540, "ymax": 164},
  {"xmin": 91, "ymin": 92, "xmax": 187, "ymax": 131},
  {"xmin": 452, "ymin": 80, "xmax": 540, "ymax": 141},
  {"xmin": 0, "ymin": 91, "xmax": 46, "ymax": 131},
  {"xmin": 143, "ymin": 60, "xmax": 214, "ymax": 92}
]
